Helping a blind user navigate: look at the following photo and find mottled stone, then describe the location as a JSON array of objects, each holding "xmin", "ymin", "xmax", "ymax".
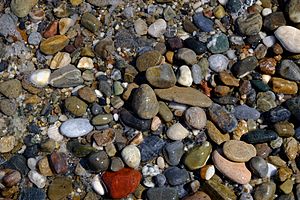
[
  {"xmin": 283, "ymin": 137, "xmax": 298, "ymax": 160},
  {"xmin": 206, "ymin": 120, "xmax": 230, "ymax": 145},
  {"xmin": 60, "ymin": 118, "xmax": 93, "ymax": 138},
  {"xmin": 48, "ymin": 177, "xmax": 72, "ymax": 200},
  {"xmin": 177, "ymin": 48, "xmax": 197, "ymax": 65},
  {"xmin": 279, "ymin": 60, "xmax": 300, "ymax": 81},
  {"xmin": 65, "ymin": 96, "xmax": 87, "ymax": 116},
  {"xmin": 207, "ymin": 33, "xmax": 229, "ymax": 54},
  {"xmin": 223, "ymin": 140, "xmax": 256, "ymax": 162},
  {"xmin": 275, "ymin": 26, "xmax": 300, "ymax": 53},
  {"xmin": 49, "ymin": 65, "xmax": 83, "ymax": 88},
  {"xmin": 193, "ymin": 12, "xmax": 214, "ymax": 32},
  {"xmin": 184, "ymin": 107, "xmax": 207, "ymax": 129},
  {"xmin": 254, "ymin": 182, "xmax": 276, "ymax": 200},
  {"xmin": 136, "ymin": 50, "xmax": 163, "ymax": 72},
  {"xmin": 163, "ymin": 141, "xmax": 184, "ymax": 166},
  {"xmin": 49, "ymin": 151, "xmax": 68, "ymax": 174},
  {"xmin": 237, "ymin": 13, "xmax": 263, "ymax": 36},
  {"xmin": 146, "ymin": 187, "xmax": 178, "ymax": 200},
  {"xmin": 0, "ymin": 79, "xmax": 22, "ymax": 99},
  {"xmin": 184, "ymin": 141, "xmax": 212, "ymax": 170},
  {"xmin": 234, "ymin": 105, "xmax": 260, "ymax": 120},
  {"xmin": 81, "ymin": 13, "xmax": 100, "ymax": 33},
  {"xmin": 271, "ymin": 77, "xmax": 298, "ymax": 94},
  {"xmin": 139, "ymin": 135, "xmax": 165, "ymax": 162},
  {"xmin": 121, "ymin": 145, "xmax": 141, "ymax": 169},
  {"xmin": 263, "ymin": 106, "xmax": 291, "ymax": 123},
  {"xmin": 263, "ymin": 12, "xmax": 286, "ymax": 31},
  {"xmin": 11, "ymin": 0, "xmax": 38, "ymax": 18},
  {"xmin": 232, "ymin": 56, "xmax": 258, "ymax": 77},
  {"xmin": 40, "ymin": 35, "xmax": 69, "ymax": 55},
  {"xmin": 146, "ymin": 64, "xmax": 176, "ymax": 88}
]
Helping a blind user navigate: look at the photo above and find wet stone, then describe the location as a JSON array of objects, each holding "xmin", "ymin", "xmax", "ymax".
[
  {"xmin": 279, "ymin": 60, "xmax": 300, "ymax": 81},
  {"xmin": 49, "ymin": 151, "xmax": 68, "ymax": 174},
  {"xmin": 249, "ymin": 156, "xmax": 268, "ymax": 178},
  {"xmin": 60, "ymin": 118, "xmax": 93, "ymax": 138},
  {"xmin": 136, "ymin": 50, "xmax": 162, "ymax": 72},
  {"xmin": 119, "ymin": 109, "xmax": 151, "ymax": 131},
  {"xmin": 88, "ymin": 151, "xmax": 109, "ymax": 172},
  {"xmin": 184, "ymin": 38, "xmax": 207, "ymax": 54},
  {"xmin": 206, "ymin": 120, "xmax": 230, "ymax": 145},
  {"xmin": 65, "ymin": 96, "xmax": 87, "ymax": 116},
  {"xmin": 184, "ymin": 141, "xmax": 212, "ymax": 170},
  {"xmin": 164, "ymin": 167, "xmax": 190, "ymax": 186},
  {"xmin": 254, "ymin": 182, "xmax": 276, "ymax": 200},
  {"xmin": 163, "ymin": 141, "xmax": 184, "ymax": 166},
  {"xmin": 263, "ymin": 106, "xmax": 291, "ymax": 123},
  {"xmin": 49, "ymin": 65, "xmax": 83, "ymax": 88},
  {"xmin": 92, "ymin": 114, "xmax": 113, "ymax": 125},
  {"xmin": 232, "ymin": 56, "xmax": 258, "ymax": 77},
  {"xmin": 146, "ymin": 64, "xmax": 176, "ymax": 88},
  {"xmin": 241, "ymin": 129, "xmax": 278, "ymax": 144},
  {"xmin": 207, "ymin": 33, "xmax": 229, "ymax": 54},
  {"xmin": 263, "ymin": 12, "xmax": 286, "ymax": 31},
  {"xmin": 81, "ymin": 13, "xmax": 100, "ymax": 33},
  {"xmin": 139, "ymin": 135, "xmax": 165, "ymax": 162}
]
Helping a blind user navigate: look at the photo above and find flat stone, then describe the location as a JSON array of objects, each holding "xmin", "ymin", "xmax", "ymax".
[
  {"xmin": 136, "ymin": 50, "xmax": 163, "ymax": 72},
  {"xmin": 40, "ymin": 35, "xmax": 69, "ymax": 55},
  {"xmin": 132, "ymin": 84, "xmax": 159, "ymax": 119},
  {"xmin": 93, "ymin": 129, "xmax": 115, "ymax": 146},
  {"xmin": 263, "ymin": 106, "xmax": 291, "ymax": 123},
  {"xmin": 163, "ymin": 141, "xmax": 184, "ymax": 166},
  {"xmin": 60, "ymin": 118, "xmax": 93, "ymax": 138},
  {"xmin": 177, "ymin": 48, "xmax": 197, "ymax": 65},
  {"xmin": 138, "ymin": 135, "xmax": 165, "ymax": 162},
  {"xmin": 212, "ymin": 150, "xmax": 251, "ymax": 184},
  {"xmin": 158, "ymin": 101, "xmax": 173, "ymax": 122},
  {"xmin": 249, "ymin": 156, "xmax": 268, "ymax": 178},
  {"xmin": 275, "ymin": 26, "xmax": 300, "ymax": 53},
  {"xmin": 232, "ymin": 56, "xmax": 258, "ymax": 77},
  {"xmin": 102, "ymin": 168, "xmax": 142, "ymax": 199},
  {"xmin": 121, "ymin": 145, "xmax": 141, "ymax": 169},
  {"xmin": 120, "ymin": 109, "xmax": 151, "ymax": 131},
  {"xmin": 49, "ymin": 151, "xmax": 68, "ymax": 174},
  {"xmin": 155, "ymin": 86, "xmax": 212, "ymax": 107},
  {"xmin": 164, "ymin": 167, "xmax": 190, "ymax": 186},
  {"xmin": 280, "ymin": 179, "xmax": 294, "ymax": 194},
  {"xmin": 184, "ymin": 141, "xmax": 212, "ymax": 170},
  {"xmin": 0, "ymin": 99, "xmax": 17, "ymax": 116},
  {"xmin": 184, "ymin": 107, "xmax": 207, "ymax": 129},
  {"xmin": 223, "ymin": 140, "xmax": 256, "ymax": 162},
  {"xmin": 208, "ymin": 54, "xmax": 229, "ymax": 72},
  {"xmin": 206, "ymin": 120, "xmax": 230, "ymax": 145},
  {"xmin": 38, "ymin": 157, "xmax": 53, "ymax": 176},
  {"xmin": 2, "ymin": 155, "xmax": 29, "ymax": 176},
  {"xmin": 49, "ymin": 65, "xmax": 83, "ymax": 88},
  {"xmin": 237, "ymin": 13, "xmax": 263, "ymax": 36},
  {"xmin": 271, "ymin": 77, "xmax": 298, "ymax": 94},
  {"xmin": 92, "ymin": 114, "xmax": 113, "ymax": 125},
  {"xmin": 254, "ymin": 182, "xmax": 276, "ymax": 200},
  {"xmin": 279, "ymin": 60, "xmax": 300, "ymax": 81},
  {"xmin": 48, "ymin": 177, "xmax": 72, "ymax": 200},
  {"xmin": 146, "ymin": 187, "xmax": 178, "ymax": 200},
  {"xmin": 81, "ymin": 13, "xmax": 100, "ymax": 33},
  {"xmin": 146, "ymin": 64, "xmax": 176, "ymax": 88},
  {"xmin": 208, "ymin": 103, "xmax": 238, "ymax": 132},
  {"xmin": 234, "ymin": 105, "xmax": 260, "ymax": 120},
  {"xmin": 274, "ymin": 121, "xmax": 295, "ymax": 137},
  {"xmin": 167, "ymin": 123, "xmax": 189, "ymax": 140},
  {"xmin": 0, "ymin": 79, "xmax": 22, "ymax": 99},
  {"xmin": 283, "ymin": 137, "xmax": 298, "ymax": 160},
  {"xmin": 263, "ymin": 12, "xmax": 286, "ymax": 31},
  {"xmin": 241, "ymin": 129, "xmax": 278, "ymax": 144},
  {"xmin": 65, "ymin": 96, "xmax": 87, "ymax": 116},
  {"xmin": 11, "ymin": 0, "xmax": 38, "ymax": 18},
  {"xmin": 193, "ymin": 12, "xmax": 214, "ymax": 32}
]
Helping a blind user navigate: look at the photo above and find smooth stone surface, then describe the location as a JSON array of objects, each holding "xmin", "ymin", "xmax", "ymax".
[
  {"xmin": 271, "ymin": 77, "xmax": 298, "ymax": 94},
  {"xmin": 28, "ymin": 170, "xmax": 46, "ymax": 188},
  {"xmin": 102, "ymin": 168, "xmax": 142, "ymax": 199},
  {"xmin": 94, "ymin": 38, "xmax": 115, "ymax": 58},
  {"xmin": 158, "ymin": 101, "xmax": 173, "ymax": 122},
  {"xmin": 0, "ymin": 79, "xmax": 22, "ymax": 99},
  {"xmin": 177, "ymin": 48, "xmax": 197, "ymax": 65},
  {"xmin": 263, "ymin": 12, "xmax": 286, "ymax": 31},
  {"xmin": 167, "ymin": 123, "xmax": 189, "ymax": 140},
  {"xmin": 164, "ymin": 167, "xmax": 190, "ymax": 186},
  {"xmin": 237, "ymin": 13, "xmax": 263, "ymax": 36},
  {"xmin": 212, "ymin": 150, "xmax": 251, "ymax": 184},
  {"xmin": 120, "ymin": 109, "xmax": 151, "ymax": 131},
  {"xmin": 254, "ymin": 182, "xmax": 276, "ymax": 200},
  {"xmin": 92, "ymin": 114, "xmax": 113, "ymax": 125},
  {"xmin": 279, "ymin": 60, "xmax": 300, "ymax": 81},
  {"xmin": 191, "ymin": 64, "xmax": 203, "ymax": 84},
  {"xmin": 234, "ymin": 105, "xmax": 260, "ymax": 120},
  {"xmin": 232, "ymin": 56, "xmax": 258, "ymax": 77},
  {"xmin": 88, "ymin": 151, "xmax": 109, "ymax": 171},
  {"xmin": 155, "ymin": 86, "xmax": 212, "ymax": 107},
  {"xmin": 60, "ymin": 118, "xmax": 93, "ymax": 138},
  {"xmin": 29, "ymin": 69, "xmax": 51, "ymax": 87},
  {"xmin": 285, "ymin": 96, "xmax": 300, "ymax": 121},
  {"xmin": 249, "ymin": 156, "xmax": 268, "ymax": 178},
  {"xmin": 0, "ymin": 99, "xmax": 16, "ymax": 116},
  {"xmin": 81, "ymin": 13, "xmax": 100, "ymax": 33},
  {"xmin": 136, "ymin": 50, "xmax": 162, "ymax": 72},
  {"xmin": 148, "ymin": 19, "xmax": 167, "ymax": 38},
  {"xmin": 183, "ymin": 191, "xmax": 211, "ymax": 200},
  {"xmin": 207, "ymin": 33, "xmax": 229, "ymax": 53},
  {"xmin": 163, "ymin": 141, "xmax": 184, "ymax": 166},
  {"xmin": 49, "ymin": 65, "xmax": 83, "ymax": 88},
  {"xmin": 132, "ymin": 84, "xmax": 159, "ymax": 119},
  {"xmin": 289, "ymin": 0, "xmax": 300, "ymax": 23},
  {"xmin": 146, "ymin": 187, "xmax": 178, "ymax": 200},
  {"xmin": 223, "ymin": 140, "xmax": 256, "ymax": 162},
  {"xmin": 177, "ymin": 65, "xmax": 193, "ymax": 86},
  {"xmin": 48, "ymin": 177, "xmax": 72, "ymax": 200},
  {"xmin": 275, "ymin": 26, "xmax": 300, "ymax": 53},
  {"xmin": 208, "ymin": 54, "xmax": 229, "ymax": 72},
  {"xmin": 11, "ymin": 0, "xmax": 37, "ymax": 18},
  {"xmin": 241, "ymin": 129, "xmax": 278, "ymax": 144},
  {"xmin": 65, "ymin": 96, "xmax": 87, "ymax": 116},
  {"xmin": 263, "ymin": 106, "xmax": 291, "ymax": 123},
  {"xmin": 49, "ymin": 151, "xmax": 68, "ymax": 174},
  {"xmin": 121, "ymin": 145, "xmax": 141, "ymax": 169},
  {"xmin": 184, "ymin": 38, "xmax": 207, "ymax": 54},
  {"xmin": 184, "ymin": 141, "xmax": 212, "ymax": 170},
  {"xmin": 184, "ymin": 107, "xmax": 207, "ymax": 129},
  {"xmin": 193, "ymin": 12, "xmax": 214, "ymax": 32},
  {"xmin": 146, "ymin": 64, "xmax": 176, "ymax": 88},
  {"xmin": 0, "ymin": 136, "xmax": 16, "ymax": 153},
  {"xmin": 0, "ymin": 14, "xmax": 21, "ymax": 40},
  {"xmin": 139, "ymin": 135, "xmax": 165, "ymax": 162},
  {"xmin": 208, "ymin": 103, "xmax": 238, "ymax": 132},
  {"xmin": 40, "ymin": 35, "xmax": 69, "ymax": 55},
  {"xmin": 206, "ymin": 120, "xmax": 230, "ymax": 145}
]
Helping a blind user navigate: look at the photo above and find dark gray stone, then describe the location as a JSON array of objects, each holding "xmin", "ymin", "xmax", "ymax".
[
  {"xmin": 119, "ymin": 109, "xmax": 151, "ymax": 131},
  {"xmin": 164, "ymin": 167, "xmax": 189, "ymax": 186},
  {"xmin": 19, "ymin": 188, "xmax": 46, "ymax": 200},
  {"xmin": 279, "ymin": 60, "xmax": 300, "ymax": 81},
  {"xmin": 193, "ymin": 13, "xmax": 214, "ymax": 32},
  {"xmin": 249, "ymin": 156, "xmax": 268, "ymax": 178},
  {"xmin": 163, "ymin": 141, "xmax": 184, "ymax": 166},
  {"xmin": 146, "ymin": 187, "xmax": 178, "ymax": 200},
  {"xmin": 241, "ymin": 129, "xmax": 278, "ymax": 144},
  {"xmin": 139, "ymin": 135, "xmax": 165, "ymax": 162}
]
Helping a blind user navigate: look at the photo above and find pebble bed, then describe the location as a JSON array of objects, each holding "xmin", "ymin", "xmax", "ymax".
[{"xmin": 1, "ymin": 0, "xmax": 300, "ymax": 199}]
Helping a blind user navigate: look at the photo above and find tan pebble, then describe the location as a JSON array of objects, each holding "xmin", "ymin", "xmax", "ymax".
[
  {"xmin": 77, "ymin": 57, "xmax": 94, "ymax": 69},
  {"xmin": 271, "ymin": 77, "xmax": 298, "ymax": 94},
  {"xmin": 157, "ymin": 156, "xmax": 165, "ymax": 169},
  {"xmin": 200, "ymin": 165, "xmax": 215, "ymax": 180},
  {"xmin": 283, "ymin": 137, "xmax": 298, "ymax": 160},
  {"xmin": 0, "ymin": 136, "xmax": 15, "ymax": 153},
  {"xmin": 183, "ymin": 191, "xmax": 211, "ymax": 200},
  {"xmin": 232, "ymin": 120, "xmax": 248, "ymax": 140},
  {"xmin": 40, "ymin": 35, "xmax": 69, "ymax": 55},
  {"xmin": 130, "ymin": 132, "xmax": 144, "ymax": 145},
  {"xmin": 59, "ymin": 18, "xmax": 73, "ymax": 35},
  {"xmin": 212, "ymin": 150, "xmax": 251, "ymax": 184},
  {"xmin": 50, "ymin": 52, "xmax": 71, "ymax": 69},
  {"xmin": 206, "ymin": 120, "xmax": 230, "ymax": 145},
  {"xmin": 223, "ymin": 140, "xmax": 256, "ymax": 162},
  {"xmin": 38, "ymin": 157, "xmax": 53, "ymax": 176},
  {"xmin": 151, "ymin": 116, "xmax": 161, "ymax": 131}
]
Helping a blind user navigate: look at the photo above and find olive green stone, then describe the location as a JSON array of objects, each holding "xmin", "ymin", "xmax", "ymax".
[
  {"xmin": 280, "ymin": 179, "xmax": 294, "ymax": 194},
  {"xmin": 203, "ymin": 175, "xmax": 237, "ymax": 200},
  {"xmin": 0, "ymin": 79, "xmax": 22, "ymax": 99},
  {"xmin": 274, "ymin": 121, "xmax": 295, "ymax": 137},
  {"xmin": 158, "ymin": 101, "xmax": 173, "ymax": 122},
  {"xmin": 72, "ymin": 144, "xmax": 96, "ymax": 158},
  {"xmin": 146, "ymin": 64, "xmax": 176, "ymax": 88},
  {"xmin": 254, "ymin": 182, "xmax": 276, "ymax": 200},
  {"xmin": 65, "ymin": 96, "xmax": 87, "ymax": 116},
  {"xmin": 48, "ymin": 177, "xmax": 73, "ymax": 200},
  {"xmin": 206, "ymin": 120, "xmax": 230, "ymax": 145},
  {"xmin": 81, "ymin": 13, "xmax": 100, "ymax": 33},
  {"xmin": 40, "ymin": 35, "xmax": 70, "ymax": 55},
  {"xmin": 113, "ymin": 81, "xmax": 124, "ymax": 96},
  {"xmin": 92, "ymin": 114, "xmax": 113, "ymax": 125},
  {"xmin": 10, "ymin": 0, "xmax": 38, "ymax": 18},
  {"xmin": 183, "ymin": 141, "xmax": 212, "ymax": 170},
  {"xmin": 136, "ymin": 50, "xmax": 163, "ymax": 72}
]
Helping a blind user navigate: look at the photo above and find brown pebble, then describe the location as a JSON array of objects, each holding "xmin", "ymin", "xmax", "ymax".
[
  {"xmin": 38, "ymin": 157, "xmax": 53, "ymax": 176},
  {"xmin": 183, "ymin": 191, "xmax": 211, "ymax": 200},
  {"xmin": 2, "ymin": 170, "xmax": 21, "ymax": 187},
  {"xmin": 255, "ymin": 143, "xmax": 272, "ymax": 158},
  {"xmin": 78, "ymin": 87, "xmax": 97, "ymax": 103},
  {"xmin": 259, "ymin": 58, "xmax": 276, "ymax": 75},
  {"xmin": 219, "ymin": 71, "xmax": 239, "ymax": 87},
  {"xmin": 271, "ymin": 77, "xmax": 298, "ymax": 94},
  {"xmin": 43, "ymin": 21, "xmax": 58, "ymax": 38},
  {"xmin": 93, "ymin": 129, "xmax": 115, "ymax": 146},
  {"xmin": 49, "ymin": 151, "xmax": 68, "ymax": 174},
  {"xmin": 278, "ymin": 167, "xmax": 293, "ymax": 182},
  {"xmin": 273, "ymin": 43, "xmax": 283, "ymax": 54},
  {"xmin": 214, "ymin": 85, "xmax": 231, "ymax": 96}
]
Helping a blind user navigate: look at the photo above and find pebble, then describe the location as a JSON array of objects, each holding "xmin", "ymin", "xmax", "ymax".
[
  {"xmin": 50, "ymin": 52, "xmax": 71, "ymax": 69},
  {"xmin": 286, "ymin": 96, "xmax": 300, "ymax": 121},
  {"xmin": 256, "ymin": 91, "xmax": 277, "ymax": 112},
  {"xmin": 102, "ymin": 168, "xmax": 142, "ymax": 199},
  {"xmin": 271, "ymin": 77, "xmax": 298, "ymax": 94},
  {"xmin": 184, "ymin": 107, "xmax": 207, "ymax": 130},
  {"xmin": 283, "ymin": 137, "xmax": 298, "ymax": 160},
  {"xmin": 163, "ymin": 141, "xmax": 184, "ymax": 166},
  {"xmin": 146, "ymin": 187, "xmax": 178, "ymax": 200},
  {"xmin": 28, "ymin": 170, "xmax": 47, "ymax": 188},
  {"xmin": 208, "ymin": 54, "xmax": 229, "ymax": 72},
  {"xmin": 177, "ymin": 48, "xmax": 198, "ymax": 65},
  {"xmin": 275, "ymin": 26, "xmax": 300, "ymax": 53},
  {"xmin": 208, "ymin": 103, "xmax": 238, "ymax": 132},
  {"xmin": 274, "ymin": 121, "xmax": 295, "ymax": 137},
  {"xmin": 10, "ymin": 0, "xmax": 38, "ymax": 18},
  {"xmin": 49, "ymin": 65, "xmax": 83, "ymax": 87},
  {"xmin": 48, "ymin": 177, "xmax": 72, "ymax": 200},
  {"xmin": 131, "ymin": 84, "xmax": 159, "ymax": 119},
  {"xmin": 183, "ymin": 141, "xmax": 212, "ymax": 170},
  {"xmin": 158, "ymin": 101, "xmax": 173, "ymax": 122},
  {"xmin": 184, "ymin": 191, "xmax": 211, "ymax": 200},
  {"xmin": 134, "ymin": 18, "xmax": 148, "ymax": 35},
  {"xmin": 166, "ymin": 123, "xmax": 189, "ymax": 140},
  {"xmin": 0, "ymin": 79, "xmax": 22, "ymax": 99},
  {"xmin": 19, "ymin": 188, "xmax": 46, "ymax": 200},
  {"xmin": 164, "ymin": 166, "xmax": 190, "ymax": 186},
  {"xmin": 249, "ymin": 156, "xmax": 268, "ymax": 178},
  {"xmin": 93, "ymin": 129, "xmax": 115, "ymax": 146},
  {"xmin": 139, "ymin": 135, "xmax": 165, "ymax": 162},
  {"xmin": 177, "ymin": 65, "xmax": 193, "ymax": 86},
  {"xmin": 234, "ymin": 105, "xmax": 260, "ymax": 120},
  {"xmin": 148, "ymin": 19, "xmax": 167, "ymax": 38},
  {"xmin": 81, "ymin": 13, "xmax": 100, "ymax": 33},
  {"xmin": 237, "ymin": 13, "xmax": 263, "ymax": 36},
  {"xmin": 184, "ymin": 38, "xmax": 207, "ymax": 54},
  {"xmin": 60, "ymin": 118, "xmax": 93, "ymax": 138},
  {"xmin": 121, "ymin": 145, "xmax": 141, "ymax": 169},
  {"xmin": 200, "ymin": 165, "xmax": 215, "ymax": 181},
  {"xmin": 263, "ymin": 106, "xmax": 291, "ymax": 123},
  {"xmin": 146, "ymin": 64, "xmax": 176, "ymax": 88},
  {"xmin": 92, "ymin": 175, "xmax": 105, "ymax": 195},
  {"xmin": 0, "ymin": 99, "xmax": 17, "ymax": 116},
  {"xmin": 207, "ymin": 33, "xmax": 229, "ymax": 54},
  {"xmin": 232, "ymin": 56, "xmax": 258, "ymax": 77},
  {"xmin": 226, "ymin": 0, "xmax": 241, "ymax": 13},
  {"xmin": 279, "ymin": 59, "xmax": 300, "ymax": 81},
  {"xmin": 111, "ymin": 157, "xmax": 124, "ymax": 171},
  {"xmin": 88, "ymin": 151, "xmax": 109, "ymax": 171},
  {"xmin": 206, "ymin": 120, "xmax": 230, "ymax": 145},
  {"xmin": 0, "ymin": 136, "xmax": 15, "ymax": 153},
  {"xmin": 29, "ymin": 69, "xmax": 51, "ymax": 87},
  {"xmin": 65, "ymin": 96, "xmax": 87, "ymax": 116},
  {"xmin": 155, "ymin": 86, "xmax": 212, "ymax": 107},
  {"xmin": 264, "ymin": 12, "xmax": 286, "ymax": 31},
  {"xmin": 28, "ymin": 32, "xmax": 42, "ymax": 45},
  {"xmin": 193, "ymin": 12, "xmax": 214, "ymax": 32},
  {"xmin": 2, "ymin": 170, "xmax": 21, "ymax": 187},
  {"xmin": 136, "ymin": 50, "xmax": 163, "ymax": 72},
  {"xmin": 59, "ymin": 18, "xmax": 73, "ymax": 35},
  {"xmin": 40, "ymin": 35, "xmax": 69, "ymax": 55},
  {"xmin": 223, "ymin": 140, "xmax": 256, "ymax": 162},
  {"xmin": 254, "ymin": 182, "xmax": 276, "ymax": 200},
  {"xmin": 212, "ymin": 150, "xmax": 251, "ymax": 184},
  {"xmin": 241, "ymin": 129, "xmax": 278, "ymax": 144},
  {"xmin": 191, "ymin": 64, "xmax": 203, "ymax": 84},
  {"xmin": 94, "ymin": 38, "xmax": 115, "ymax": 58},
  {"xmin": 0, "ymin": 14, "xmax": 21, "ymax": 40},
  {"xmin": 77, "ymin": 57, "xmax": 94, "ymax": 69},
  {"xmin": 280, "ymin": 179, "xmax": 294, "ymax": 194},
  {"xmin": 92, "ymin": 114, "xmax": 113, "ymax": 125},
  {"xmin": 49, "ymin": 151, "xmax": 68, "ymax": 174},
  {"xmin": 288, "ymin": 0, "xmax": 300, "ymax": 23},
  {"xmin": 38, "ymin": 157, "xmax": 53, "ymax": 176}
]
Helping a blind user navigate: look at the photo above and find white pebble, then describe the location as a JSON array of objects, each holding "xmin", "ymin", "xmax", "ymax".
[
  {"xmin": 148, "ymin": 19, "xmax": 167, "ymax": 38},
  {"xmin": 28, "ymin": 170, "xmax": 47, "ymax": 188},
  {"xmin": 92, "ymin": 175, "xmax": 105, "ymax": 195},
  {"xmin": 263, "ymin": 36, "xmax": 276, "ymax": 48},
  {"xmin": 121, "ymin": 145, "xmax": 141, "ymax": 169},
  {"xmin": 208, "ymin": 54, "xmax": 229, "ymax": 72},
  {"xmin": 29, "ymin": 69, "xmax": 51, "ymax": 87},
  {"xmin": 48, "ymin": 122, "xmax": 63, "ymax": 142},
  {"xmin": 177, "ymin": 65, "xmax": 193, "ymax": 87},
  {"xmin": 266, "ymin": 163, "xmax": 277, "ymax": 177},
  {"xmin": 77, "ymin": 57, "xmax": 94, "ymax": 69},
  {"xmin": 27, "ymin": 158, "xmax": 37, "ymax": 170},
  {"xmin": 167, "ymin": 123, "xmax": 189, "ymax": 140},
  {"xmin": 50, "ymin": 52, "xmax": 71, "ymax": 69},
  {"xmin": 134, "ymin": 18, "xmax": 148, "ymax": 35},
  {"xmin": 275, "ymin": 26, "xmax": 300, "ymax": 53},
  {"xmin": 262, "ymin": 8, "xmax": 272, "ymax": 16}
]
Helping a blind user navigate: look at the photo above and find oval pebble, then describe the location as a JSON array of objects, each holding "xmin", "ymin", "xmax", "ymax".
[
  {"xmin": 60, "ymin": 118, "xmax": 93, "ymax": 138},
  {"xmin": 166, "ymin": 123, "xmax": 189, "ymax": 140},
  {"xmin": 223, "ymin": 140, "xmax": 256, "ymax": 162}
]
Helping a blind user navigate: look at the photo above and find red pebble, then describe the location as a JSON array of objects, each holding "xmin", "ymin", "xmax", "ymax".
[
  {"xmin": 43, "ymin": 21, "xmax": 58, "ymax": 38},
  {"xmin": 102, "ymin": 168, "xmax": 142, "ymax": 199}
]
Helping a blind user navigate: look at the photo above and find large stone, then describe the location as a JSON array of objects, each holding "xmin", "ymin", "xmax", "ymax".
[
  {"xmin": 232, "ymin": 56, "xmax": 258, "ymax": 77},
  {"xmin": 60, "ymin": 118, "xmax": 93, "ymax": 138},
  {"xmin": 288, "ymin": 0, "xmax": 300, "ymax": 23},
  {"xmin": 136, "ymin": 50, "xmax": 163, "ymax": 72},
  {"xmin": 155, "ymin": 86, "xmax": 212, "ymax": 107},
  {"xmin": 40, "ymin": 35, "xmax": 69, "ymax": 55},
  {"xmin": 275, "ymin": 26, "xmax": 300, "ymax": 53},
  {"xmin": 146, "ymin": 64, "xmax": 176, "ymax": 88},
  {"xmin": 49, "ymin": 65, "xmax": 83, "ymax": 88},
  {"xmin": 0, "ymin": 79, "xmax": 22, "ymax": 99},
  {"xmin": 11, "ymin": 0, "xmax": 38, "ymax": 18},
  {"xmin": 223, "ymin": 140, "xmax": 256, "ymax": 162},
  {"xmin": 237, "ymin": 13, "xmax": 263, "ymax": 36}
]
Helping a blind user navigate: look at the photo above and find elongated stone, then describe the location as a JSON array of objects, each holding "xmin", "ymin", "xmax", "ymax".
[
  {"xmin": 49, "ymin": 65, "xmax": 83, "ymax": 88},
  {"xmin": 40, "ymin": 35, "xmax": 69, "ymax": 55},
  {"xmin": 81, "ymin": 13, "xmax": 100, "ymax": 33},
  {"xmin": 275, "ymin": 26, "xmax": 300, "ymax": 53},
  {"xmin": 60, "ymin": 118, "xmax": 93, "ymax": 138},
  {"xmin": 241, "ymin": 129, "xmax": 278, "ymax": 144},
  {"xmin": 285, "ymin": 96, "xmax": 300, "ymax": 121},
  {"xmin": 119, "ymin": 109, "xmax": 151, "ymax": 131},
  {"xmin": 223, "ymin": 140, "xmax": 256, "ymax": 162}
]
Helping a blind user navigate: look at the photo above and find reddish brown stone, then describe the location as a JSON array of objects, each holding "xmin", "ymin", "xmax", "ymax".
[
  {"xmin": 102, "ymin": 168, "xmax": 142, "ymax": 199},
  {"xmin": 259, "ymin": 58, "xmax": 276, "ymax": 75},
  {"xmin": 2, "ymin": 170, "xmax": 21, "ymax": 187},
  {"xmin": 43, "ymin": 21, "xmax": 58, "ymax": 38},
  {"xmin": 49, "ymin": 151, "xmax": 68, "ymax": 174}
]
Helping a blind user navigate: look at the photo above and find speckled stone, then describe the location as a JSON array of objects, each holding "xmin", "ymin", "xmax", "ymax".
[
  {"xmin": 184, "ymin": 107, "xmax": 207, "ymax": 129},
  {"xmin": 136, "ymin": 50, "xmax": 163, "ymax": 72},
  {"xmin": 234, "ymin": 105, "xmax": 260, "ymax": 120},
  {"xmin": 65, "ymin": 96, "xmax": 87, "ymax": 116},
  {"xmin": 163, "ymin": 141, "xmax": 184, "ymax": 166},
  {"xmin": 223, "ymin": 140, "xmax": 256, "ymax": 162},
  {"xmin": 146, "ymin": 64, "xmax": 176, "ymax": 88},
  {"xmin": 207, "ymin": 33, "xmax": 229, "ymax": 54},
  {"xmin": 254, "ymin": 182, "xmax": 276, "ymax": 200},
  {"xmin": 206, "ymin": 120, "xmax": 230, "ymax": 145},
  {"xmin": 164, "ymin": 167, "xmax": 190, "ymax": 186},
  {"xmin": 237, "ymin": 13, "xmax": 263, "ymax": 36},
  {"xmin": 0, "ymin": 79, "xmax": 22, "ymax": 99},
  {"xmin": 60, "ymin": 118, "xmax": 93, "ymax": 138},
  {"xmin": 40, "ymin": 35, "xmax": 69, "ymax": 55}
]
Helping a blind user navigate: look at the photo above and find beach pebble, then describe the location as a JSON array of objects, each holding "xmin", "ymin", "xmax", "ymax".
[
  {"xmin": 208, "ymin": 54, "xmax": 229, "ymax": 72},
  {"xmin": 177, "ymin": 65, "xmax": 193, "ymax": 86},
  {"xmin": 275, "ymin": 26, "xmax": 300, "ymax": 53},
  {"xmin": 166, "ymin": 123, "xmax": 189, "ymax": 140},
  {"xmin": 121, "ymin": 145, "xmax": 141, "ymax": 169},
  {"xmin": 60, "ymin": 118, "xmax": 93, "ymax": 138}
]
